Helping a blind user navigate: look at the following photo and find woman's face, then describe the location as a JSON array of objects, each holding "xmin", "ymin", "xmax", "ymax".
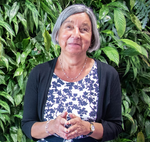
[{"xmin": 56, "ymin": 12, "xmax": 92, "ymax": 55}]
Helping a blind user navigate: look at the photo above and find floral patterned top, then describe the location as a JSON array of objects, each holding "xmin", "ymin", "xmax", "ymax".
[{"xmin": 42, "ymin": 61, "xmax": 99, "ymax": 140}]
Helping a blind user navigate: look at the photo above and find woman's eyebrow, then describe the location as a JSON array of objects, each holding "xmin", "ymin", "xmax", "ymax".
[
  {"xmin": 81, "ymin": 23, "xmax": 91, "ymax": 29},
  {"xmin": 63, "ymin": 20, "xmax": 74, "ymax": 25}
]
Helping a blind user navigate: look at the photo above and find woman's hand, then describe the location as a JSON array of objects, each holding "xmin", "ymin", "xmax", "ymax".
[
  {"xmin": 51, "ymin": 111, "xmax": 69, "ymax": 139},
  {"xmin": 66, "ymin": 113, "xmax": 90, "ymax": 140}
]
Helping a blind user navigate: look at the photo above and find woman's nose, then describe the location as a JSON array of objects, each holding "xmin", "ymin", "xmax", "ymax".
[{"xmin": 71, "ymin": 27, "xmax": 80, "ymax": 39}]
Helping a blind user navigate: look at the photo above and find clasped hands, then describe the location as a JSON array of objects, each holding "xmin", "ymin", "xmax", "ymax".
[{"xmin": 50, "ymin": 111, "xmax": 90, "ymax": 140}]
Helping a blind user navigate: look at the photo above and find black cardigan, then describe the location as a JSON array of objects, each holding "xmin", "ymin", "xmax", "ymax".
[{"xmin": 21, "ymin": 58, "xmax": 122, "ymax": 142}]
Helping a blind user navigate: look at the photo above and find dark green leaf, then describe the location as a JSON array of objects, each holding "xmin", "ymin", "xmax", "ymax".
[
  {"xmin": 0, "ymin": 20, "xmax": 15, "ymax": 36},
  {"xmin": 0, "ymin": 120, "xmax": 4, "ymax": 132},
  {"xmin": 145, "ymin": 120, "xmax": 150, "ymax": 137},
  {"xmin": 1, "ymin": 56, "xmax": 9, "ymax": 70},
  {"xmin": 17, "ymin": 74, "xmax": 24, "ymax": 90},
  {"xmin": 25, "ymin": 0, "xmax": 39, "ymax": 30},
  {"xmin": 101, "ymin": 46, "xmax": 119, "ymax": 65},
  {"xmin": 9, "ymin": 2, "xmax": 19, "ymax": 23},
  {"xmin": 0, "ymin": 91, "xmax": 14, "ymax": 105},
  {"xmin": 13, "ymin": 68, "xmax": 23, "ymax": 77},
  {"xmin": 41, "ymin": 2, "xmax": 56, "ymax": 21},
  {"xmin": 107, "ymin": 2, "xmax": 129, "ymax": 11},
  {"xmin": 16, "ymin": 52, "xmax": 21, "ymax": 65},
  {"xmin": 114, "ymin": 8, "xmax": 126, "ymax": 38},
  {"xmin": 0, "ymin": 100, "xmax": 10, "ymax": 113},
  {"xmin": 14, "ymin": 94, "xmax": 23, "ymax": 106},
  {"xmin": 0, "ymin": 75, "xmax": 6, "ymax": 85},
  {"xmin": 17, "ymin": 12, "xmax": 27, "ymax": 29},
  {"xmin": 121, "ymin": 39, "xmax": 148, "ymax": 58},
  {"xmin": 99, "ymin": 5, "xmax": 109, "ymax": 20}
]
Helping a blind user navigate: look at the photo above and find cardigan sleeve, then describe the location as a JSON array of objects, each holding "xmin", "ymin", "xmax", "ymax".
[
  {"xmin": 21, "ymin": 65, "xmax": 40, "ymax": 141},
  {"xmin": 97, "ymin": 61, "xmax": 122, "ymax": 142}
]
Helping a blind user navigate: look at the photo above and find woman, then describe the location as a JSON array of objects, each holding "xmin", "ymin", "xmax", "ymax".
[{"xmin": 22, "ymin": 4, "xmax": 122, "ymax": 142}]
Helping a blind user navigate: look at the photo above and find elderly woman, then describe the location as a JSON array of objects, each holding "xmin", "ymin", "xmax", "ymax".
[{"xmin": 22, "ymin": 4, "xmax": 122, "ymax": 142}]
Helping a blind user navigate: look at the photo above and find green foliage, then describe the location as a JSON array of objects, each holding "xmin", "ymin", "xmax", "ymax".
[{"xmin": 0, "ymin": 0, "xmax": 150, "ymax": 141}]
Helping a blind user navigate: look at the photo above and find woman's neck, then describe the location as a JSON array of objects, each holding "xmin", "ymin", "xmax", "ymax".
[{"xmin": 59, "ymin": 53, "xmax": 87, "ymax": 70}]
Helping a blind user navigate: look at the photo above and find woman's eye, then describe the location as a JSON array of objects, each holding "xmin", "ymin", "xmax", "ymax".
[
  {"xmin": 66, "ymin": 25, "xmax": 73, "ymax": 29},
  {"xmin": 81, "ymin": 28, "xmax": 88, "ymax": 32}
]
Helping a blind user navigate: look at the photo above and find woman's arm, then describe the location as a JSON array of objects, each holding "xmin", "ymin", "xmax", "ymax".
[{"xmin": 31, "ymin": 112, "xmax": 69, "ymax": 139}]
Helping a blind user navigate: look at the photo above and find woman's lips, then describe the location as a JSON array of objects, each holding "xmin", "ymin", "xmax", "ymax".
[{"xmin": 68, "ymin": 43, "xmax": 81, "ymax": 46}]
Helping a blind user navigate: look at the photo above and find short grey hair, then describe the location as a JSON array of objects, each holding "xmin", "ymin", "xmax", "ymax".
[{"xmin": 51, "ymin": 4, "xmax": 100, "ymax": 52}]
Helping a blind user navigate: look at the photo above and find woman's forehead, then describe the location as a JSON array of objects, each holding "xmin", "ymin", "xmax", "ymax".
[{"xmin": 62, "ymin": 13, "xmax": 91, "ymax": 25}]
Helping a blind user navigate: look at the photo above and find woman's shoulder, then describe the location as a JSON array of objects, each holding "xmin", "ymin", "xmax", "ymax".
[
  {"xmin": 95, "ymin": 59, "xmax": 119, "ymax": 79},
  {"xmin": 96, "ymin": 60, "xmax": 117, "ymax": 72}
]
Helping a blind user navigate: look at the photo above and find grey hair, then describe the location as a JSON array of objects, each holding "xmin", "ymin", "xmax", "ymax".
[{"xmin": 51, "ymin": 4, "xmax": 100, "ymax": 52}]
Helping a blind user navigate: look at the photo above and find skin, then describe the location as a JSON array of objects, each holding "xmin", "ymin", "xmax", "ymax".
[{"xmin": 31, "ymin": 13, "xmax": 103, "ymax": 140}]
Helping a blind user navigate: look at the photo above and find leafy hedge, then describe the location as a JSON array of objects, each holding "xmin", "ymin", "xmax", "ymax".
[{"xmin": 0, "ymin": 0, "xmax": 150, "ymax": 141}]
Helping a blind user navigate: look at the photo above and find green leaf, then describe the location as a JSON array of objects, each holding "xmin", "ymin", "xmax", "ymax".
[
  {"xmin": 114, "ymin": 8, "xmax": 126, "ymax": 38},
  {"xmin": 5, "ymin": 54, "xmax": 17, "ymax": 66},
  {"xmin": 141, "ymin": 90, "xmax": 150, "ymax": 107},
  {"xmin": 143, "ymin": 87, "xmax": 150, "ymax": 92},
  {"xmin": 0, "ymin": 100, "xmax": 10, "ymax": 113},
  {"xmin": 28, "ymin": 10, "xmax": 34, "ymax": 33},
  {"xmin": 9, "ymin": 2, "xmax": 19, "ymax": 23},
  {"xmin": 17, "ymin": 128, "xmax": 23, "ymax": 142},
  {"xmin": 0, "ymin": 20, "xmax": 15, "ymax": 36},
  {"xmin": 21, "ymin": 52, "xmax": 28, "ymax": 65},
  {"xmin": 124, "ymin": 59, "xmax": 130, "ymax": 76},
  {"xmin": 99, "ymin": 5, "xmax": 109, "ymax": 20},
  {"xmin": 0, "ymin": 91, "xmax": 14, "ymax": 105},
  {"xmin": 17, "ymin": 12, "xmax": 27, "ymax": 29},
  {"xmin": 107, "ymin": 2, "xmax": 129, "ymax": 11},
  {"xmin": 145, "ymin": 120, "xmax": 150, "ymax": 137},
  {"xmin": 16, "ymin": 52, "xmax": 21, "ymax": 65},
  {"xmin": 13, "ymin": 68, "xmax": 23, "ymax": 77},
  {"xmin": 0, "ymin": 75, "xmax": 6, "ymax": 85},
  {"xmin": 10, "ymin": 127, "xmax": 17, "ymax": 142},
  {"xmin": 0, "ymin": 120, "xmax": 4, "ymax": 132},
  {"xmin": 1, "ymin": 56, "xmax": 9, "ymax": 70},
  {"xmin": 32, "ymin": 11, "xmax": 38, "ymax": 30},
  {"xmin": 22, "ymin": 37, "xmax": 30, "ymax": 49},
  {"xmin": 123, "ymin": 100, "xmax": 130, "ymax": 114},
  {"xmin": 130, "ymin": 14, "xmax": 142, "ymax": 31},
  {"xmin": 101, "ymin": 30, "xmax": 114, "ymax": 36},
  {"xmin": 14, "ymin": 94, "xmax": 23, "ymax": 106},
  {"xmin": 43, "ymin": 29, "xmax": 51, "ymax": 51},
  {"xmin": 101, "ymin": 46, "xmax": 119, "ymax": 65},
  {"xmin": 17, "ymin": 74, "xmax": 24, "ymax": 90},
  {"xmin": 13, "ymin": 16, "xmax": 19, "ymax": 34},
  {"xmin": 0, "ymin": 110, "xmax": 9, "ymax": 114},
  {"xmin": 0, "ymin": 40, "xmax": 4, "ymax": 57},
  {"xmin": 121, "ymin": 48, "xmax": 140, "ymax": 56},
  {"xmin": 25, "ymin": 0, "xmax": 39, "ymax": 30},
  {"xmin": 41, "ymin": 2, "xmax": 56, "ymax": 21},
  {"xmin": 121, "ymin": 39, "xmax": 148, "ymax": 58},
  {"xmin": 137, "ymin": 132, "xmax": 145, "ymax": 142},
  {"xmin": 130, "ymin": 0, "xmax": 136, "ymax": 10},
  {"xmin": 13, "ymin": 114, "xmax": 23, "ymax": 119},
  {"xmin": 131, "ymin": 120, "xmax": 138, "ymax": 135},
  {"xmin": 123, "ymin": 113, "xmax": 134, "ymax": 123}
]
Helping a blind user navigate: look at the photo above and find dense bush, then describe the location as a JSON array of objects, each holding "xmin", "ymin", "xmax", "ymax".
[{"xmin": 0, "ymin": 0, "xmax": 150, "ymax": 141}]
